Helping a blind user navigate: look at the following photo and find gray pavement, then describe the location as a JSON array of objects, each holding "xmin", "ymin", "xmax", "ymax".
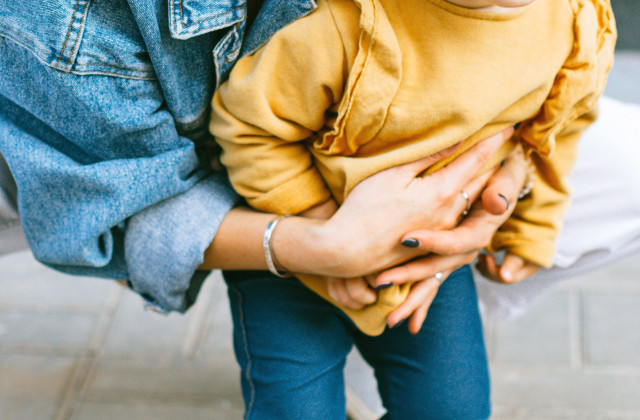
[
  {"xmin": 487, "ymin": 255, "xmax": 640, "ymax": 420},
  {"xmin": 1, "ymin": 53, "xmax": 639, "ymax": 420},
  {"xmin": 3, "ymin": 246, "xmax": 640, "ymax": 420},
  {"xmin": 1, "ymin": 252, "xmax": 243, "ymax": 420}
]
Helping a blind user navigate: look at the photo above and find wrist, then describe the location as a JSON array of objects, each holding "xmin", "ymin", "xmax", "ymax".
[
  {"xmin": 271, "ymin": 216, "xmax": 347, "ymax": 277},
  {"xmin": 263, "ymin": 215, "xmax": 293, "ymax": 277}
]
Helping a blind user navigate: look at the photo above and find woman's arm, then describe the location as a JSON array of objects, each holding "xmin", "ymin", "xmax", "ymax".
[{"xmin": 202, "ymin": 126, "xmax": 520, "ymax": 276}]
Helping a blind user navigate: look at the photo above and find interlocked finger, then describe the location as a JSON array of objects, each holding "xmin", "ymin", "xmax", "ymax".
[
  {"xmin": 460, "ymin": 190, "xmax": 471, "ymax": 218},
  {"xmin": 376, "ymin": 250, "xmax": 477, "ymax": 286}
]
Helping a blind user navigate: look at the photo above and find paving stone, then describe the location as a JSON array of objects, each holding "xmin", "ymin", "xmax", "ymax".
[
  {"xmin": 0, "ymin": 355, "xmax": 76, "ymax": 420},
  {"xmin": 489, "ymin": 293, "xmax": 573, "ymax": 366},
  {"xmin": 0, "ymin": 311, "xmax": 97, "ymax": 352},
  {"xmin": 491, "ymin": 369, "xmax": 640, "ymax": 413},
  {"xmin": 0, "ymin": 397, "xmax": 60, "ymax": 420},
  {"xmin": 85, "ymin": 351, "xmax": 241, "ymax": 401},
  {"xmin": 72, "ymin": 401, "xmax": 243, "ymax": 420},
  {"xmin": 583, "ymin": 292, "xmax": 640, "ymax": 366},
  {"xmin": 0, "ymin": 251, "xmax": 116, "ymax": 310},
  {"xmin": 99, "ymin": 290, "xmax": 198, "ymax": 359},
  {"xmin": 198, "ymin": 273, "xmax": 236, "ymax": 356},
  {"xmin": 491, "ymin": 406, "xmax": 640, "ymax": 420}
]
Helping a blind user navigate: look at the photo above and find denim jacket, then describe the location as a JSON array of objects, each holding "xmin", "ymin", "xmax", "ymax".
[{"xmin": 0, "ymin": 0, "xmax": 315, "ymax": 312}]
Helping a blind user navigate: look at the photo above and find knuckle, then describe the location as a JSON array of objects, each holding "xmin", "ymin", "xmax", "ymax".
[
  {"xmin": 462, "ymin": 253, "xmax": 476, "ymax": 265},
  {"xmin": 474, "ymin": 146, "xmax": 493, "ymax": 166},
  {"xmin": 442, "ymin": 214, "xmax": 459, "ymax": 230},
  {"xmin": 446, "ymin": 240, "xmax": 463, "ymax": 255}
]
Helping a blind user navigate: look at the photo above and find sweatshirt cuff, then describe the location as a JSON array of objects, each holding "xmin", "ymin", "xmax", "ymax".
[
  {"xmin": 489, "ymin": 231, "xmax": 556, "ymax": 269},
  {"xmin": 125, "ymin": 172, "xmax": 242, "ymax": 313},
  {"xmin": 247, "ymin": 167, "xmax": 332, "ymax": 214}
]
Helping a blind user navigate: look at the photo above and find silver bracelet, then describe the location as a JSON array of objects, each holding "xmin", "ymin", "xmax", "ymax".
[{"xmin": 263, "ymin": 215, "xmax": 292, "ymax": 278}]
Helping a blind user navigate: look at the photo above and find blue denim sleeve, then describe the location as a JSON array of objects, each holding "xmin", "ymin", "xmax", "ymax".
[
  {"xmin": 125, "ymin": 172, "xmax": 241, "ymax": 312},
  {"xmin": 0, "ymin": 0, "xmax": 244, "ymax": 313},
  {"xmin": 1, "ymin": 0, "xmax": 315, "ymax": 313}
]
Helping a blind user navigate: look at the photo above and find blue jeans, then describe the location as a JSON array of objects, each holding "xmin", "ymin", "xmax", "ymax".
[{"xmin": 224, "ymin": 265, "xmax": 490, "ymax": 420}]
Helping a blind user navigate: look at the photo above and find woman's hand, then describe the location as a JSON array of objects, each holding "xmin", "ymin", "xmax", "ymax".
[
  {"xmin": 299, "ymin": 199, "xmax": 339, "ymax": 219},
  {"xmin": 274, "ymin": 127, "xmax": 517, "ymax": 278},
  {"xmin": 381, "ymin": 142, "xmax": 529, "ymax": 333},
  {"xmin": 374, "ymin": 141, "xmax": 528, "ymax": 288},
  {"xmin": 203, "ymin": 126, "xmax": 523, "ymax": 291},
  {"xmin": 386, "ymin": 274, "xmax": 445, "ymax": 334},
  {"xmin": 301, "ymin": 199, "xmax": 381, "ymax": 309}
]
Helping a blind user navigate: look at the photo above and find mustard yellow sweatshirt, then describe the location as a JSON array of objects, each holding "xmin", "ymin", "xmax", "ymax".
[{"xmin": 211, "ymin": 0, "xmax": 616, "ymax": 335}]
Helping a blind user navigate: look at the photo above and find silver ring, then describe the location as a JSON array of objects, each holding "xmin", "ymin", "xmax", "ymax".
[
  {"xmin": 434, "ymin": 272, "xmax": 445, "ymax": 285},
  {"xmin": 461, "ymin": 190, "xmax": 471, "ymax": 217}
]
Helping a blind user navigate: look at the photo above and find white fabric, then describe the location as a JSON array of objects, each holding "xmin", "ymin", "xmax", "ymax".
[{"xmin": 476, "ymin": 96, "xmax": 640, "ymax": 319}]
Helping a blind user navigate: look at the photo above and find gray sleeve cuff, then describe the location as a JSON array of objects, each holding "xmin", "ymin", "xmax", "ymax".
[{"xmin": 125, "ymin": 171, "xmax": 241, "ymax": 313}]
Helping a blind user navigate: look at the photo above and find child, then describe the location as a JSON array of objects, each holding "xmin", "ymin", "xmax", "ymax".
[{"xmin": 211, "ymin": 0, "xmax": 616, "ymax": 335}]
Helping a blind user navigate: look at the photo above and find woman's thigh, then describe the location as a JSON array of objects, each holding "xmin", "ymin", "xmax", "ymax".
[
  {"xmin": 356, "ymin": 265, "xmax": 491, "ymax": 420},
  {"xmin": 224, "ymin": 270, "xmax": 354, "ymax": 420}
]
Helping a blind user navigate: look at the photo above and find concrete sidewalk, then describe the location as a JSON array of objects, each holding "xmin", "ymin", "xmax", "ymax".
[
  {"xmin": 1, "ymin": 252, "xmax": 243, "ymax": 420},
  {"xmin": 2, "ymin": 53, "xmax": 639, "ymax": 420},
  {"xmin": 2, "ymin": 248, "xmax": 640, "ymax": 420}
]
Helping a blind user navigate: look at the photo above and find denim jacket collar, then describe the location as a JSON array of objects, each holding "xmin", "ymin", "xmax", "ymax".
[{"xmin": 211, "ymin": 0, "xmax": 317, "ymax": 87}]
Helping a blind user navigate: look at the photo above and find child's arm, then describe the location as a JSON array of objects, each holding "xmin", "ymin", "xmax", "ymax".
[
  {"xmin": 211, "ymin": 0, "xmax": 347, "ymax": 216},
  {"xmin": 487, "ymin": 0, "xmax": 615, "ymax": 276},
  {"xmin": 489, "ymin": 108, "xmax": 599, "ymax": 273}
]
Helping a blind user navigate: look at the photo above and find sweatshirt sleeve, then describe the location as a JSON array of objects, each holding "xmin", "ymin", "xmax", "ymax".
[
  {"xmin": 210, "ymin": 0, "xmax": 347, "ymax": 215},
  {"xmin": 490, "ymin": 107, "xmax": 598, "ymax": 268},
  {"xmin": 490, "ymin": 0, "xmax": 616, "ymax": 268}
]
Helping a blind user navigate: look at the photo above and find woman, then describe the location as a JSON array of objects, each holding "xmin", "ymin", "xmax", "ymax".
[{"xmin": 0, "ymin": 0, "xmax": 522, "ymax": 323}]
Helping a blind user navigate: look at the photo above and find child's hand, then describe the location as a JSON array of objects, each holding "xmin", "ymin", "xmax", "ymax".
[
  {"xmin": 326, "ymin": 276, "xmax": 377, "ymax": 310},
  {"xmin": 476, "ymin": 252, "xmax": 540, "ymax": 283}
]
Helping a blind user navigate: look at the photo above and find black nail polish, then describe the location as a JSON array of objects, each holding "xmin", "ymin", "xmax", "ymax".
[
  {"xmin": 375, "ymin": 282, "xmax": 393, "ymax": 290},
  {"xmin": 513, "ymin": 122, "xmax": 522, "ymax": 130},
  {"xmin": 401, "ymin": 238, "xmax": 419, "ymax": 248},
  {"xmin": 498, "ymin": 193, "xmax": 509, "ymax": 211}
]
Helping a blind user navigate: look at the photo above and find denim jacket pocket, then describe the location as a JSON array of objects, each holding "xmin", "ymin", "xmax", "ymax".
[{"xmin": 0, "ymin": 0, "xmax": 155, "ymax": 79}]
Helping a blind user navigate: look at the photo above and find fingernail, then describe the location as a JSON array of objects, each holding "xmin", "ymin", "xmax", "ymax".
[
  {"xmin": 375, "ymin": 282, "xmax": 393, "ymax": 290},
  {"xmin": 498, "ymin": 193, "xmax": 509, "ymax": 211},
  {"xmin": 390, "ymin": 318, "xmax": 405, "ymax": 329},
  {"xmin": 401, "ymin": 238, "xmax": 420, "ymax": 248},
  {"xmin": 513, "ymin": 122, "xmax": 522, "ymax": 130}
]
